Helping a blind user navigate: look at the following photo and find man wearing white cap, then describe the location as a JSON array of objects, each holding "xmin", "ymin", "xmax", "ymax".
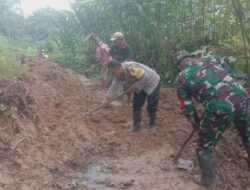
[{"xmin": 109, "ymin": 32, "xmax": 133, "ymax": 62}]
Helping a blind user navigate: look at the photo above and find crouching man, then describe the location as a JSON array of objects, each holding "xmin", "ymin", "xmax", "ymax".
[
  {"xmin": 102, "ymin": 59, "xmax": 160, "ymax": 134},
  {"xmin": 174, "ymin": 50, "xmax": 250, "ymax": 187}
]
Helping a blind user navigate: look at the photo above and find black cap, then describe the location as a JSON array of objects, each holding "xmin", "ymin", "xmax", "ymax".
[{"xmin": 108, "ymin": 59, "xmax": 122, "ymax": 68}]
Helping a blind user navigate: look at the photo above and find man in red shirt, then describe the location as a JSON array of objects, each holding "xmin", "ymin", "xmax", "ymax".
[{"xmin": 91, "ymin": 41, "xmax": 111, "ymax": 88}]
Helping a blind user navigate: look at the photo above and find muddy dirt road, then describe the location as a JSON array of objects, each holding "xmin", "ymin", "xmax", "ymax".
[{"xmin": 0, "ymin": 60, "xmax": 249, "ymax": 190}]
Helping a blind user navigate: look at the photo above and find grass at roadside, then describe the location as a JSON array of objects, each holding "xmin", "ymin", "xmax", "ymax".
[{"xmin": 0, "ymin": 59, "xmax": 28, "ymax": 76}]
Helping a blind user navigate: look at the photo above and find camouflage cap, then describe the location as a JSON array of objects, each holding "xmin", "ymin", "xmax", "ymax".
[{"xmin": 174, "ymin": 50, "xmax": 190, "ymax": 65}]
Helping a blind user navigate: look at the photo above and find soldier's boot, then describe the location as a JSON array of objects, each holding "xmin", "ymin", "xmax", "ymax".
[
  {"xmin": 148, "ymin": 110, "xmax": 156, "ymax": 134},
  {"xmin": 193, "ymin": 154, "xmax": 215, "ymax": 187},
  {"xmin": 129, "ymin": 110, "xmax": 141, "ymax": 133}
]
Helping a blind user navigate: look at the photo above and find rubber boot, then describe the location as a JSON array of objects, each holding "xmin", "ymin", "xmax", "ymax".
[
  {"xmin": 129, "ymin": 110, "xmax": 141, "ymax": 133},
  {"xmin": 148, "ymin": 110, "xmax": 156, "ymax": 134},
  {"xmin": 193, "ymin": 154, "xmax": 215, "ymax": 187}
]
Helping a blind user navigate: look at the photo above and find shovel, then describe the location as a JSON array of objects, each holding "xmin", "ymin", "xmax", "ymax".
[
  {"xmin": 174, "ymin": 125, "xmax": 197, "ymax": 162},
  {"xmin": 173, "ymin": 125, "xmax": 197, "ymax": 170},
  {"xmin": 84, "ymin": 91, "xmax": 127, "ymax": 116},
  {"xmin": 84, "ymin": 64, "xmax": 99, "ymax": 79}
]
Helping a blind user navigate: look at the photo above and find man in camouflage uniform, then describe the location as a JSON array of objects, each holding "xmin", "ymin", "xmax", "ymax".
[
  {"xmin": 102, "ymin": 59, "xmax": 160, "ymax": 134},
  {"xmin": 174, "ymin": 50, "xmax": 250, "ymax": 187}
]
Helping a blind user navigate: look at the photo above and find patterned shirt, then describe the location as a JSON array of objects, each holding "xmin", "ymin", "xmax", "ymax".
[
  {"xmin": 178, "ymin": 55, "xmax": 234, "ymax": 77},
  {"xmin": 175, "ymin": 59, "xmax": 247, "ymax": 125}
]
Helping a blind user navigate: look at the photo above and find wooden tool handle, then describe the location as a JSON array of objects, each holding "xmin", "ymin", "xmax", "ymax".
[
  {"xmin": 84, "ymin": 91, "xmax": 127, "ymax": 116},
  {"xmin": 174, "ymin": 125, "xmax": 198, "ymax": 162}
]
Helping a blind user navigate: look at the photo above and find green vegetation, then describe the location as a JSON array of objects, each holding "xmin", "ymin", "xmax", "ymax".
[
  {"xmin": 67, "ymin": 181, "xmax": 79, "ymax": 190},
  {"xmin": 0, "ymin": 35, "xmax": 31, "ymax": 76},
  {"xmin": 0, "ymin": 0, "xmax": 249, "ymax": 84},
  {"xmin": 0, "ymin": 59, "xmax": 27, "ymax": 76}
]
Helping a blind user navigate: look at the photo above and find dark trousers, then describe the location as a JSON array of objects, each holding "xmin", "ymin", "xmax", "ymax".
[{"xmin": 133, "ymin": 81, "xmax": 160, "ymax": 112}]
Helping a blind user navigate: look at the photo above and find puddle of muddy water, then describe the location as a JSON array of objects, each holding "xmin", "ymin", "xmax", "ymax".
[
  {"xmin": 70, "ymin": 146, "xmax": 200, "ymax": 190},
  {"xmin": 71, "ymin": 165, "xmax": 117, "ymax": 190}
]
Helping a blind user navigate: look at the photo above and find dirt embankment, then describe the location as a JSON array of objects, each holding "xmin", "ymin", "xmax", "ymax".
[{"xmin": 0, "ymin": 59, "xmax": 249, "ymax": 190}]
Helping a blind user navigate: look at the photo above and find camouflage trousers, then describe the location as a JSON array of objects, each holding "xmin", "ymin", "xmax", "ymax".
[{"xmin": 197, "ymin": 98, "xmax": 250, "ymax": 157}]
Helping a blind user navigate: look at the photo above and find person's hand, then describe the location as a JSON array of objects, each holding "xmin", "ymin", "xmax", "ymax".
[
  {"xmin": 127, "ymin": 86, "xmax": 136, "ymax": 93},
  {"xmin": 189, "ymin": 116, "xmax": 200, "ymax": 128}
]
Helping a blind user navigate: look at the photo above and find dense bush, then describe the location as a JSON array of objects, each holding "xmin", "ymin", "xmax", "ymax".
[{"xmin": 0, "ymin": 0, "xmax": 249, "ymax": 83}]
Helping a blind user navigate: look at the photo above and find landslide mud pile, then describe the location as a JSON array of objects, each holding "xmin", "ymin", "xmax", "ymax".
[
  {"xmin": 0, "ymin": 59, "xmax": 249, "ymax": 190},
  {"xmin": 0, "ymin": 60, "xmax": 96, "ymax": 190}
]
